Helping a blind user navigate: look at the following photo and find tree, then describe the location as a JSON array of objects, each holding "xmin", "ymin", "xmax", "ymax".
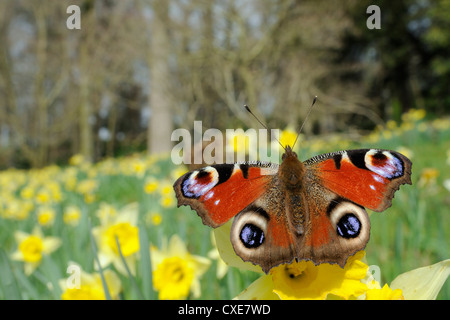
[{"xmin": 146, "ymin": 0, "xmax": 174, "ymax": 154}]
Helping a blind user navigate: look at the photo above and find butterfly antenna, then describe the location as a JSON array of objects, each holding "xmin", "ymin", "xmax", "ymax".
[
  {"xmin": 292, "ymin": 96, "xmax": 318, "ymax": 149},
  {"xmin": 244, "ymin": 105, "xmax": 285, "ymax": 150}
]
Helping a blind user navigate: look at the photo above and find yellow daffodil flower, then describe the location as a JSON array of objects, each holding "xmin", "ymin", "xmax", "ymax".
[
  {"xmin": 63, "ymin": 205, "xmax": 82, "ymax": 226},
  {"xmin": 69, "ymin": 154, "xmax": 86, "ymax": 166},
  {"xmin": 36, "ymin": 206, "xmax": 56, "ymax": 227},
  {"xmin": 364, "ymin": 283, "xmax": 404, "ymax": 300},
  {"xmin": 227, "ymin": 129, "xmax": 255, "ymax": 154},
  {"xmin": 91, "ymin": 202, "xmax": 140, "ymax": 275},
  {"xmin": 151, "ymin": 235, "xmax": 211, "ymax": 300},
  {"xmin": 418, "ymin": 167, "xmax": 440, "ymax": 188},
  {"xmin": 144, "ymin": 177, "xmax": 159, "ymax": 194},
  {"xmin": 145, "ymin": 211, "xmax": 163, "ymax": 226},
  {"xmin": 279, "ymin": 127, "xmax": 298, "ymax": 148},
  {"xmin": 271, "ymin": 251, "xmax": 369, "ymax": 300},
  {"xmin": 59, "ymin": 262, "xmax": 122, "ymax": 300},
  {"xmin": 235, "ymin": 251, "xmax": 369, "ymax": 300},
  {"xmin": 11, "ymin": 227, "xmax": 61, "ymax": 275}
]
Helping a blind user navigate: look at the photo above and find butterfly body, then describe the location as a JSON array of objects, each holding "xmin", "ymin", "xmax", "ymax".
[{"xmin": 174, "ymin": 147, "xmax": 412, "ymax": 273}]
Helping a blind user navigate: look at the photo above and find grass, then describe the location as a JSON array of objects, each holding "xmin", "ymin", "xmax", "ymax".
[{"xmin": 0, "ymin": 109, "xmax": 448, "ymax": 300}]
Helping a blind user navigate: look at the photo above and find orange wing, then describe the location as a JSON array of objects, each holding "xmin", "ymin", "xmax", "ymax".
[
  {"xmin": 305, "ymin": 149, "xmax": 412, "ymax": 212},
  {"xmin": 173, "ymin": 163, "xmax": 278, "ymax": 227}
]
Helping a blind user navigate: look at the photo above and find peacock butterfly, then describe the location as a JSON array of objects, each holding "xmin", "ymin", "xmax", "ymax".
[{"xmin": 173, "ymin": 103, "xmax": 412, "ymax": 273}]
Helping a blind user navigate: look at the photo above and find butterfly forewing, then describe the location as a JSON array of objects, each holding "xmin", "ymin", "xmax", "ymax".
[{"xmin": 173, "ymin": 162, "xmax": 278, "ymax": 227}]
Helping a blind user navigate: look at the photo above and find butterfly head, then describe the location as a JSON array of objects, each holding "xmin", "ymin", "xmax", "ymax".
[{"xmin": 280, "ymin": 145, "xmax": 306, "ymax": 187}]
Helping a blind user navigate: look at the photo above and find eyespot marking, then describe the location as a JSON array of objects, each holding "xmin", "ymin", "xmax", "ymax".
[
  {"xmin": 336, "ymin": 214, "xmax": 361, "ymax": 238},
  {"xmin": 240, "ymin": 224, "xmax": 265, "ymax": 248},
  {"xmin": 328, "ymin": 199, "xmax": 369, "ymax": 242},
  {"xmin": 181, "ymin": 167, "xmax": 219, "ymax": 199},
  {"xmin": 365, "ymin": 150, "xmax": 404, "ymax": 179}
]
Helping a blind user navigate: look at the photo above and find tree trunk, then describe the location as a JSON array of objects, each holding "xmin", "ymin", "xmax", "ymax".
[
  {"xmin": 78, "ymin": 10, "xmax": 94, "ymax": 163},
  {"xmin": 148, "ymin": 0, "xmax": 173, "ymax": 154}
]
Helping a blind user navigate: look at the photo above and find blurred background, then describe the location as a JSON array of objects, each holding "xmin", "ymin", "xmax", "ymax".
[
  {"xmin": 0, "ymin": 0, "xmax": 449, "ymax": 169},
  {"xmin": 0, "ymin": 0, "xmax": 448, "ymax": 300}
]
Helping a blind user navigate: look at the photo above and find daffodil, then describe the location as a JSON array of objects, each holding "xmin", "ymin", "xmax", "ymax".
[
  {"xmin": 36, "ymin": 206, "xmax": 56, "ymax": 226},
  {"xmin": 60, "ymin": 262, "xmax": 122, "ymax": 300},
  {"xmin": 235, "ymin": 252, "xmax": 369, "ymax": 300},
  {"xmin": 214, "ymin": 221, "xmax": 450, "ymax": 300},
  {"xmin": 279, "ymin": 127, "xmax": 298, "ymax": 148},
  {"xmin": 129, "ymin": 158, "xmax": 147, "ymax": 178},
  {"xmin": 63, "ymin": 205, "xmax": 82, "ymax": 226},
  {"xmin": 271, "ymin": 251, "xmax": 369, "ymax": 300},
  {"xmin": 402, "ymin": 108, "xmax": 426, "ymax": 123},
  {"xmin": 91, "ymin": 202, "xmax": 140, "ymax": 275},
  {"xmin": 159, "ymin": 181, "xmax": 174, "ymax": 197},
  {"xmin": 364, "ymin": 283, "xmax": 404, "ymax": 300},
  {"xmin": 20, "ymin": 185, "xmax": 35, "ymax": 200},
  {"xmin": 96, "ymin": 202, "xmax": 118, "ymax": 224},
  {"xmin": 418, "ymin": 167, "xmax": 439, "ymax": 186},
  {"xmin": 151, "ymin": 235, "xmax": 211, "ymax": 300},
  {"xmin": 171, "ymin": 166, "xmax": 188, "ymax": 181},
  {"xmin": 144, "ymin": 177, "xmax": 159, "ymax": 194},
  {"xmin": 227, "ymin": 129, "xmax": 255, "ymax": 155},
  {"xmin": 11, "ymin": 227, "xmax": 61, "ymax": 275},
  {"xmin": 396, "ymin": 146, "xmax": 414, "ymax": 160},
  {"xmin": 69, "ymin": 154, "xmax": 86, "ymax": 166},
  {"xmin": 76, "ymin": 179, "xmax": 98, "ymax": 202},
  {"xmin": 160, "ymin": 195, "xmax": 176, "ymax": 208},
  {"xmin": 35, "ymin": 188, "xmax": 52, "ymax": 205},
  {"xmin": 2, "ymin": 199, "xmax": 33, "ymax": 220},
  {"xmin": 146, "ymin": 211, "xmax": 163, "ymax": 226}
]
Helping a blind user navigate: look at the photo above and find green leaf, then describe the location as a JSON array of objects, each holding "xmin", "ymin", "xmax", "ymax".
[
  {"xmin": 0, "ymin": 249, "xmax": 21, "ymax": 299},
  {"xmin": 88, "ymin": 219, "xmax": 112, "ymax": 300},
  {"xmin": 138, "ymin": 225, "xmax": 154, "ymax": 300},
  {"xmin": 115, "ymin": 235, "xmax": 144, "ymax": 300}
]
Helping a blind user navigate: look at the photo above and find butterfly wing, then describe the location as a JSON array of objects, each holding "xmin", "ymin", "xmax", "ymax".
[
  {"xmin": 173, "ymin": 162, "xmax": 278, "ymax": 227},
  {"xmin": 304, "ymin": 149, "xmax": 412, "ymax": 212}
]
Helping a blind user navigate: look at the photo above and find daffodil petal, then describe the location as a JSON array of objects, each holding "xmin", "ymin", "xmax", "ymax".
[
  {"xmin": 13, "ymin": 231, "xmax": 30, "ymax": 243},
  {"xmin": 10, "ymin": 249, "xmax": 24, "ymax": 261},
  {"xmin": 189, "ymin": 255, "xmax": 211, "ymax": 278},
  {"xmin": 42, "ymin": 237, "xmax": 62, "ymax": 254},
  {"xmin": 213, "ymin": 221, "xmax": 263, "ymax": 273},
  {"xmin": 234, "ymin": 274, "xmax": 280, "ymax": 300},
  {"xmin": 116, "ymin": 202, "xmax": 138, "ymax": 224},
  {"xmin": 102, "ymin": 269, "xmax": 122, "ymax": 298},
  {"xmin": 390, "ymin": 259, "xmax": 450, "ymax": 300},
  {"xmin": 168, "ymin": 234, "xmax": 189, "ymax": 256}
]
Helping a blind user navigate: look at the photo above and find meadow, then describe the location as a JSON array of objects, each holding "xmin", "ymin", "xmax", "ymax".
[{"xmin": 0, "ymin": 108, "xmax": 448, "ymax": 300}]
